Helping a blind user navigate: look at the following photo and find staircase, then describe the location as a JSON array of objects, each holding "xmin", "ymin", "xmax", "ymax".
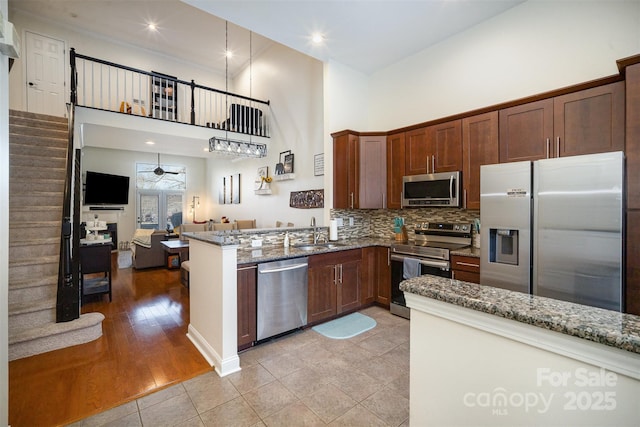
[{"xmin": 8, "ymin": 110, "xmax": 104, "ymax": 361}]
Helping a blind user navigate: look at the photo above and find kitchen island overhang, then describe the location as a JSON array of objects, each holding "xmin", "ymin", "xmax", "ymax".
[{"xmin": 401, "ymin": 275, "xmax": 640, "ymax": 426}]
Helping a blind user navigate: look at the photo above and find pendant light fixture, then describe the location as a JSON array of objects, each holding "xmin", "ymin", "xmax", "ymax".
[{"xmin": 209, "ymin": 22, "xmax": 266, "ymax": 158}]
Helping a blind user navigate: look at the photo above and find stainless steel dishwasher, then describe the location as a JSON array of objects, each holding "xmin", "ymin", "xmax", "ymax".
[{"xmin": 257, "ymin": 257, "xmax": 308, "ymax": 341}]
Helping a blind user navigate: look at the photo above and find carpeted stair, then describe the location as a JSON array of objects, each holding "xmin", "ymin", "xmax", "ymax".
[{"xmin": 8, "ymin": 110, "xmax": 104, "ymax": 361}]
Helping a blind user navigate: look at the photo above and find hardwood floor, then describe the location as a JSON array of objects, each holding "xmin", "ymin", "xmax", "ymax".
[{"xmin": 8, "ymin": 253, "xmax": 211, "ymax": 427}]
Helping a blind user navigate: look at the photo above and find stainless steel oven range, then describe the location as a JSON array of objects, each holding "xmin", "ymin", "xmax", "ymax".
[{"xmin": 390, "ymin": 222, "xmax": 472, "ymax": 319}]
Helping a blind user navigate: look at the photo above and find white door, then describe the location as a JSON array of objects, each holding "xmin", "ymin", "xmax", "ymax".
[
  {"xmin": 25, "ymin": 31, "xmax": 66, "ymax": 117},
  {"xmin": 137, "ymin": 191, "xmax": 183, "ymax": 231}
]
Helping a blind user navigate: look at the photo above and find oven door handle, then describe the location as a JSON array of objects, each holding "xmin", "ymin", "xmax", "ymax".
[{"xmin": 390, "ymin": 254, "xmax": 450, "ymax": 270}]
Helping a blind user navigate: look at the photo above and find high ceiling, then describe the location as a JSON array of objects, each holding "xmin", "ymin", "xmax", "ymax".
[
  {"xmin": 9, "ymin": 0, "xmax": 526, "ymax": 158},
  {"xmin": 10, "ymin": 0, "xmax": 525, "ymax": 76}
]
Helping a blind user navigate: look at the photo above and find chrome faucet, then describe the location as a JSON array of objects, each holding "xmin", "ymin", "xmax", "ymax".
[{"xmin": 310, "ymin": 217, "xmax": 326, "ymax": 244}]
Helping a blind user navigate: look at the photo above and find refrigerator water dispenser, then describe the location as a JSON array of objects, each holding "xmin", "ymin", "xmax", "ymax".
[{"xmin": 489, "ymin": 229, "xmax": 519, "ymax": 265}]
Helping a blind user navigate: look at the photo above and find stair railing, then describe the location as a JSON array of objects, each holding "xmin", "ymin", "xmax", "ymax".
[{"xmin": 56, "ymin": 49, "xmax": 81, "ymax": 322}]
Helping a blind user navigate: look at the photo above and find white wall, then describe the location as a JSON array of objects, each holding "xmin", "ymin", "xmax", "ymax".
[
  {"xmin": 366, "ymin": 0, "xmax": 640, "ymax": 130},
  {"xmin": 9, "ymin": 9, "xmax": 327, "ymax": 229},
  {"xmin": 81, "ymin": 147, "xmax": 207, "ymax": 245},
  {"xmin": 0, "ymin": 0, "xmax": 9, "ymax": 422},
  {"xmin": 8, "ymin": 8, "xmax": 228, "ymax": 114},
  {"xmin": 206, "ymin": 42, "xmax": 325, "ymax": 228},
  {"xmin": 323, "ymin": 59, "xmax": 371, "ymax": 217}
]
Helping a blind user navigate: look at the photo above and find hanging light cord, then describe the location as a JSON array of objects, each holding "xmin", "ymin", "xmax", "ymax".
[
  {"xmin": 249, "ymin": 30, "xmax": 253, "ymax": 146},
  {"xmin": 225, "ymin": 21, "xmax": 229, "ymax": 142}
]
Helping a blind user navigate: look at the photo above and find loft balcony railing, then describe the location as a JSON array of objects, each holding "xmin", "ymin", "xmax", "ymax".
[{"xmin": 70, "ymin": 48, "xmax": 271, "ymax": 137}]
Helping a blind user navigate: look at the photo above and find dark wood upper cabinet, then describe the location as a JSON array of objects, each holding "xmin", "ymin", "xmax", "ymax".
[
  {"xmin": 627, "ymin": 63, "xmax": 640, "ymax": 210},
  {"xmin": 386, "ymin": 132, "xmax": 406, "ymax": 209},
  {"xmin": 333, "ymin": 132, "xmax": 387, "ymax": 209},
  {"xmin": 333, "ymin": 132, "xmax": 359, "ymax": 209},
  {"xmin": 405, "ymin": 121, "xmax": 462, "ymax": 175},
  {"xmin": 499, "ymin": 99, "xmax": 554, "ymax": 163},
  {"xmin": 500, "ymin": 82, "xmax": 624, "ymax": 163},
  {"xmin": 405, "ymin": 127, "xmax": 429, "ymax": 175},
  {"xmin": 462, "ymin": 112, "xmax": 499, "ymax": 210},
  {"xmin": 359, "ymin": 135, "xmax": 387, "ymax": 209},
  {"xmin": 431, "ymin": 120, "xmax": 463, "ymax": 172},
  {"xmin": 554, "ymin": 82, "xmax": 624, "ymax": 157}
]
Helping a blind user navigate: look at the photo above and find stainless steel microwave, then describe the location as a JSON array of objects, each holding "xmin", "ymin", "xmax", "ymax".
[{"xmin": 402, "ymin": 171, "xmax": 461, "ymax": 208}]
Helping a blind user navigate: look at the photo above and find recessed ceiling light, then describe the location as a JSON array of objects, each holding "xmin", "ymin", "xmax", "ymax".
[
  {"xmin": 147, "ymin": 23, "xmax": 157, "ymax": 31},
  {"xmin": 145, "ymin": 140, "xmax": 155, "ymax": 145},
  {"xmin": 311, "ymin": 33, "xmax": 325, "ymax": 45},
  {"xmin": 225, "ymin": 50, "xmax": 234, "ymax": 59}
]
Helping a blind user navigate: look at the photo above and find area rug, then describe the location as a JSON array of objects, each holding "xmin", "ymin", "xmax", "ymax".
[
  {"xmin": 117, "ymin": 250, "xmax": 132, "ymax": 269},
  {"xmin": 312, "ymin": 312, "xmax": 377, "ymax": 340}
]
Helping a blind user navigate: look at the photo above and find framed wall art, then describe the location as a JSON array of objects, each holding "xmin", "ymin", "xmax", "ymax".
[
  {"xmin": 314, "ymin": 153, "xmax": 324, "ymax": 176},
  {"xmin": 276, "ymin": 150, "xmax": 294, "ymax": 175}
]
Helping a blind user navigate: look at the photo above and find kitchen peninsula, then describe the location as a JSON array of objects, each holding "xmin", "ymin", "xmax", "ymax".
[
  {"xmin": 401, "ymin": 276, "xmax": 640, "ymax": 426},
  {"xmin": 182, "ymin": 228, "xmax": 393, "ymax": 376}
]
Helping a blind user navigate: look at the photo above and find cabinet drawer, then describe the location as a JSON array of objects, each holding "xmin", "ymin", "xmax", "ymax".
[
  {"xmin": 451, "ymin": 255, "xmax": 480, "ymax": 273},
  {"xmin": 309, "ymin": 249, "xmax": 361, "ymax": 267}
]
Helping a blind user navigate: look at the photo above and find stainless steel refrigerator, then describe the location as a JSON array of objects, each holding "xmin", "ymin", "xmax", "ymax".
[{"xmin": 480, "ymin": 151, "xmax": 624, "ymax": 311}]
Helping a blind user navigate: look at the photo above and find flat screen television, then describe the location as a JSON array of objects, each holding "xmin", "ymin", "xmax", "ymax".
[{"xmin": 83, "ymin": 171, "xmax": 130, "ymax": 205}]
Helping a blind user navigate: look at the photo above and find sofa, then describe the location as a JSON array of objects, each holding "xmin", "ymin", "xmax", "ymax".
[{"xmin": 131, "ymin": 230, "xmax": 167, "ymax": 269}]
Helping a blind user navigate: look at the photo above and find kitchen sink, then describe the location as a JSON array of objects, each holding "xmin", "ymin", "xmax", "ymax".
[{"xmin": 293, "ymin": 243, "xmax": 347, "ymax": 251}]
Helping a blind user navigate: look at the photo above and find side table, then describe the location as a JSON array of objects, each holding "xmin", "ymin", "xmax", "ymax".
[
  {"xmin": 79, "ymin": 240, "xmax": 112, "ymax": 301},
  {"xmin": 160, "ymin": 239, "xmax": 189, "ymax": 269}
]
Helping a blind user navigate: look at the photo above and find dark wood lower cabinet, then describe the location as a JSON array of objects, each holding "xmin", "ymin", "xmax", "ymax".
[
  {"xmin": 451, "ymin": 255, "xmax": 480, "ymax": 284},
  {"xmin": 237, "ymin": 264, "xmax": 257, "ymax": 351},
  {"xmin": 307, "ymin": 249, "xmax": 362, "ymax": 325},
  {"xmin": 626, "ymin": 212, "xmax": 640, "ymax": 315},
  {"xmin": 360, "ymin": 246, "xmax": 391, "ymax": 307}
]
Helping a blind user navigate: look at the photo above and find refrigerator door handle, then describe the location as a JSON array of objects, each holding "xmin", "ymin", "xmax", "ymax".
[{"xmin": 556, "ymin": 136, "xmax": 560, "ymax": 158}]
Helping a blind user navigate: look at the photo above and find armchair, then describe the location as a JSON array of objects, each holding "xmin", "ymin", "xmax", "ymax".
[{"xmin": 131, "ymin": 230, "xmax": 167, "ymax": 269}]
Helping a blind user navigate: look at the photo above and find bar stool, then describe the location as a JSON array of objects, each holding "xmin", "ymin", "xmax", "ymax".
[{"xmin": 180, "ymin": 260, "xmax": 190, "ymax": 289}]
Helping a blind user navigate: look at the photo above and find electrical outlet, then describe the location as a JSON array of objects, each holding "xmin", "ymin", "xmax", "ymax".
[
  {"xmin": 349, "ymin": 217, "xmax": 354, "ymax": 226},
  {"xmin": 336, "ymin": 218, "xmax": 344, "ymax": 227}
]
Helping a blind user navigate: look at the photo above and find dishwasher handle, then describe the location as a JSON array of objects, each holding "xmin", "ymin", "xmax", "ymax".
[{"xmin": 259, "ymin": 263, "xmax": 308, "ymax": 274}]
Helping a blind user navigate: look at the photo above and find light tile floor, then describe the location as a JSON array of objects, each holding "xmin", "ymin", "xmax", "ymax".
[{"xmin": 69, "ymin": 306, "xmax": 410, "ymax": 426}]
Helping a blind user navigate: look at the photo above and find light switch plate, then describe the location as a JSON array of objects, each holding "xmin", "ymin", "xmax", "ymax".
[{"xmin": 336, "ymin": 218, "xmax": 344, "ymax": 227}]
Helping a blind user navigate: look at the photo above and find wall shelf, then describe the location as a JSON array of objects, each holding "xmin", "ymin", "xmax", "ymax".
[
  {"xmin": 273, "ymin": 173, "xmax": 295, "ymax": 181},
  {"xmin": 254, "ymin": 189, "xmax": 272, "ymax": 195}
]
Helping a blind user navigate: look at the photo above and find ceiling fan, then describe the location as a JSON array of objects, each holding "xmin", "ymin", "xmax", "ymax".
[{"xmin": 142, "ymin": 153, "xmax": 179, "ymax": 176}]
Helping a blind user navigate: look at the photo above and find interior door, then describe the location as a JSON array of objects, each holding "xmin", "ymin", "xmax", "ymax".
[{"xmin": 25, "ymin": 31, "xmax": 66, "ymax": 117}]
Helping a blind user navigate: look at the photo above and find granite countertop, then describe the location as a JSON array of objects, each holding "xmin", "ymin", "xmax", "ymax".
[
  {"xmin": 235, "ymin": 237, "xmax": 392, "ymax": 265},
  {"xmin": 183, "ymin": 231, "xmax": 393, "ymax": 265},
  {"xmin": 400, "ymin": 275, "xmax": 640, "ymax": 355}
]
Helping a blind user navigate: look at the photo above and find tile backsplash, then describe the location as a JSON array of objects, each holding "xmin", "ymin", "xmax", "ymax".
[{"xmin": 330, "ymin": 208, "xmax": 480, "ymax": 240}]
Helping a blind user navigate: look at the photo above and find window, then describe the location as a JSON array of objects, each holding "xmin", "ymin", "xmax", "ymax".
[{"xmin": 136, "ymin": 161, "xmax": 186, "ymax": 230}]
